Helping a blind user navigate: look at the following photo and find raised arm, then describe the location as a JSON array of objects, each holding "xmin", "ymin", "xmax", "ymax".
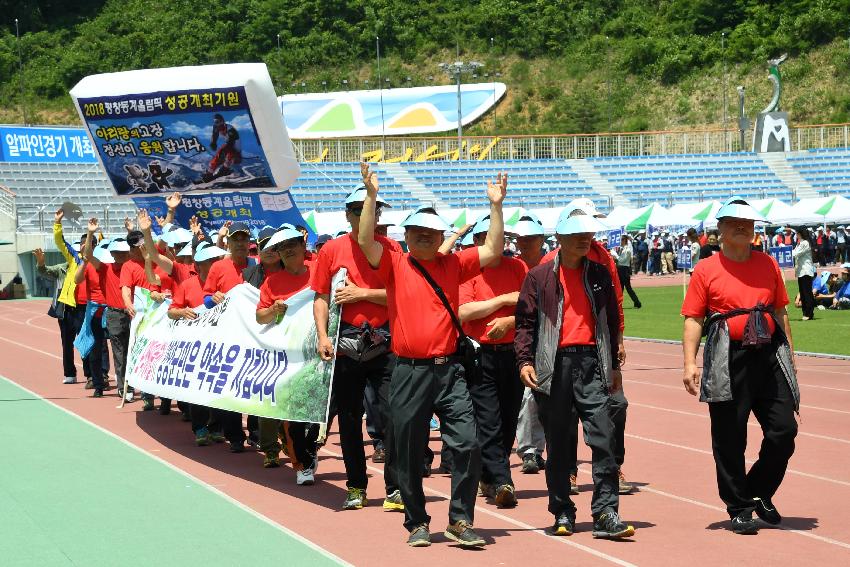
[
  {"xmin": 438, "ymin": 223, "xmax": 473, "ymax": 255},
  {"xmin": 138, "ymin": 209, "xmax": 174, "ymax": 274},
  {"xmin": 86, "ymin": 218, "xmax": 103, "ymax": 271},
  {"xmin": 164, "ymin": 192, "xmax": 181, "ymax": 227},
  {"xmin": 356, "ymin": 162, "xmax": 384, "ymax": 269},
  {"xmin": 477, "ymin": 172, "xmax": 507, "ymax": 269}
]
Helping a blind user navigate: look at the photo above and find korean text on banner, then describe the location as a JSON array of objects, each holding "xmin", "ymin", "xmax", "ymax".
[
  {"xmin": 126, "ymin": 270, "xmax": 345, "ymax": 423},
  {"xmin": 69, "ymin": 63, "xmax": 299, "ymax": 197},
  {"xmin": 0, "ymin": 126, "xmax": 97, "ymax": 163},
  {"xmin": 770, "ymin": 245, "xmax": 794, "ymax": 268}
]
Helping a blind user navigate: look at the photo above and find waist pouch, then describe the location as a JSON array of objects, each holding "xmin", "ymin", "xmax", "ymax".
[{"xmin": 337, "ymin": 322, "xmax": 390, "ymax": 363}]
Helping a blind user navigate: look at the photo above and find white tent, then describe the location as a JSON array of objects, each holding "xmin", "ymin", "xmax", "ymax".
[{"xmin": 793, "ymin": 196, "xmax": 850, "ymax": 224}]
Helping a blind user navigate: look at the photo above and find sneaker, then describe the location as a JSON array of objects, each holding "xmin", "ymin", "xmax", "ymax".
[
  {"xmin": 536, "ymin": 454, "xmax": 546, "ymax": 471},
  {"xmin": 444, "ymin": 520, "xmax": 485, "ymax": 548},
  {"xmin": 63, "ymin": 376, "xmax": 77, "ymax": 384},
  {"xmin": 209, "ymin": 432, "xmax": 226, "ymax": 443},
  {"xmin": 592, "ymin": 510, "xmax": 635, "ymax": 539},
  {"xmin": 229, "ymin": 441, "xmax": 246, "ymax": 453},
  {"xmin": 92, "ymin": 389, "xmax": 103, "ymax": 398},
  {"xmin": 263, "ymin": 451, "xmax": 280, "ymax": 468},
  {"xmin": 195, "ymin": 427, "xmax": 211, "ymax": 447},
  {"xmin": 372, "ymin": 447, "xmax": 386, "ymax": 463},
  {"xmin": 570, "ymin": 473, "xmax": 579, "ymax": 495},
  {"xmin": 142, "ymin": 398, "xmax": 155, "ymax": 411},
  {"xmin": 407, "ymin": 524, "xmax": 431, "ymax": 547},
  {"xmin": 296, "ymin": 465, "xmax": 315, "ymax": 486},
  {"xmin": 753, "ymin": 497, "xmax": 781, "ymax": 525},
  {"xmin": 478, "ymin": 481, "xmax": 495, "ymax": 499},
  {"xmin": 342, "ymin": 487, "xmax": 367, "ymax": 510},
  {"xmin": 521, "ymin": 453, "xmax": 540, "ymax": 474},
  {"xmin": 730, "ymin": 512, "xmax": 759, "ymax": 534},
  {"xmin": 124, "ymin": 391, "xmax": 134, "ymax": 403},
  {"xmin": 618, "ymin": 469, "xmax": 635, "ymax": 494},
  {"xmin": 494, "ymin": 484, "xmax": 518, "ymax": 508},
  {"xmin": 551, "ymin": 513, "xmax": 575, "ymax": 536},
  {"xmin": 247, "ymin": 434, "xmax": 260, "ymax": 449},
  {"xmin": 383, "ymin": 489, "xmax": 405, "ymax": 512},
  {"xmin": 84, "ymin": 379, "xmax": 94, "ymax": 390}
]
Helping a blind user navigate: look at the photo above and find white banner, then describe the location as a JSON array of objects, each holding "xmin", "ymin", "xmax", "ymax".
[{"xmin": 126, "ymin": 271, "xmax": 344, "ymax": 423}]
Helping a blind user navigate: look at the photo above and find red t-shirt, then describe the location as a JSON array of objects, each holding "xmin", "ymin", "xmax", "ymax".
[
  {"xmin": 170, "ymin": 261, "xmax": 194, "ymax": 285},
  {"xmin": 257, "ymin": 267, "xmax": 312, "ymax": 309},
  {"xmin": 82, "ymin": 263, "xmax": 106, "ymax": 304},
  {"xmin": 558, "ymin": 265, "xmax": 595, "ymax": 347},
  {"xmin": 681, "ymin": 251, "xmax": 789, "ymax": 341},
  {"xmin": 311, "ymin": 234, "xmax": 397, "ymax": 328},
  {"xmin": 120, "ymin": 259, "xmax": 159, "ymax": 305},
  {"xmin": 377, "ymin": 246, "xmax": 480, "ymax": 358},
  {"xmin": 98, "ymin": 263, "xmax": 124, "ymax": 309},
  {"xmin": 459, "ymin": 256, "xmax": 528, "ymax": 344},
  {"xmin": 203, "ymin": 257, "xmax": 248, "ymax": 294},
  {"xmin": 74, "ymin": 268, "xmax": 88, "ymax": 305},
  {"xmin": 154, "ymin": 265, "xmax": 175, "ymax": 295},
  {"xmin": 542, "ymin": 240, "xmax": 624, "ymax": 333},
  {"xmin": 171, "ymin": 274, "xmax": 206, "ymax": 310}
]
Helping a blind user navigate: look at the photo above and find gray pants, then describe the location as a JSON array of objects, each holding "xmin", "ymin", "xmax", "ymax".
[
  {"xmin": 535, "ymin": 348, "xmax": 619, "ymax": 518},
  {"xmin": 516, "ymin": 387, "xmax": 546, "ymax": 457},
  {"xmin": 391, "ymin": 357, "xmax": 480, "ymax": 531},
  {"xmin": 105, "ymin": 309, "xmax": 132, "ymax": 394}
]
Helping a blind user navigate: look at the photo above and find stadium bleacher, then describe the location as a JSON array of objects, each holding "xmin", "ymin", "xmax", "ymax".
[{"xmin": 787, "ymin": 148, "xmax": 850, "ymax": 198}]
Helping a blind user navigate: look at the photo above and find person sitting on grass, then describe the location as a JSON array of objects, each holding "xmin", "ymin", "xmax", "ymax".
[
  {"xmin": 812, "ymin": 271, "xmax": 837, "ymax": 308},
  {"xmin": 828, "ymin": 263, "xmax": 850, "ymax": 310}
]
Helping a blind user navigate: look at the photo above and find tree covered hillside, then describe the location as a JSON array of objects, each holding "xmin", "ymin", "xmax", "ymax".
[{"xmin": 2, "ymin": 0, "xmax": 850, "ymax": 133}]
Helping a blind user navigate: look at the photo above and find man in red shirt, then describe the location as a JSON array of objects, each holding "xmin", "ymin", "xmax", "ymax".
[
  {"xmin": 358, "ymin": 164, "xmax": 506, "ymax": 548},
  {"xmin": 682, "ymin": 197, "xmax": 798, "ymax": 535},
  {"xmin": 459, "ymin": 217, "xmax": 528, "ymax": 508},
  {"xmin": 515, "ymin": 210, "xmax": 634, "ymax": 540},
  {"xmin": 73, "ymin": 232, "xmax": 109, "ymax": 397},
  {"xmin": 312, "ymin": 186, "xmax": 403, "ymax": 512},
  {"xmin": 201, "ymin": 221, "xmax": 254, "ymax": 452}
]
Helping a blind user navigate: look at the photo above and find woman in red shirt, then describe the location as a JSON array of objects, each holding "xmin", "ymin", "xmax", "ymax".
[{"xmin": 681, "ymin": 197, "xmax": 798, "ymax": 535}]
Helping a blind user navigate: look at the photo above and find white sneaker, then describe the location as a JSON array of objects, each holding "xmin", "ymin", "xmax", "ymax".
[
  {"xmin": 124, "ymin": 391, "xmax": 134, "ymax": 403},
  {"xmin": 297, "ymin": 463, "xmax": 316, "ymax": 486},
  {"xmin": 817, "ymin": 305, "xmax": 826, "ymax": 310},
  {"xmin": 63, "ymin": 376, "xmax": 77, "ymax": 384}
]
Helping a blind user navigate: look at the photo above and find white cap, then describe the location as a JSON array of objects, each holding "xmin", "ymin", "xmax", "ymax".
[{"xmin": 564, "ymin": 197, "xmax": 599, "ymax": 217}]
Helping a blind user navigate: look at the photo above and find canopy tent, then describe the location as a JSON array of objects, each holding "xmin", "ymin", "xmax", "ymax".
[{"xmin": 793, "ymin": 195, "xmax": 850, "ymax": 224}]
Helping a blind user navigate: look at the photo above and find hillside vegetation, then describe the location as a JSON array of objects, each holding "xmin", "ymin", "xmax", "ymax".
[{"xmin": 2, "ymin": 0, "xmax": 850, "ymax": 134}]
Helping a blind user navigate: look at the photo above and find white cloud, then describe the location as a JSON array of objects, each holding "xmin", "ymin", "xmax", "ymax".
[{"xmin": 170, "ymin": 120, "xmax": 205, "ymax": 138}]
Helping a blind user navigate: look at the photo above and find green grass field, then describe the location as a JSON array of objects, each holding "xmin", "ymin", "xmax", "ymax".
[{"xmin": 623, "ymin": 280, "xmax": 850, "ymax": 356}]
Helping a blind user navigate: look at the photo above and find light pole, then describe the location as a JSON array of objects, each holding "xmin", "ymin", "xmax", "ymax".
[
  {"xmin": 15, "ymin": 18, "xmax": 28, "ymax": 125},
  {"xmin": 439, "ymin": 60, "xmax": 483, "ymax": 155},
  {"xmin": 490, "ymin": 37, "xmax": 498, "ymax": 132},
  {"xmin": 376, "ymin": 36, "xmax": 386, "ymax": 141},
  {"xmin": 606, "ymin": 36, "xmax": 612, "ymax": 132},
  {"xmin": 277, "ymin": 33, "xmax": 280, "ymax": 51},
  {"xmin": 722, "ymin": 32, "xmax": 728, "ymax": 131},
  {"xmin": 736, "ymin": 86, "xmax": 748, "ymax": 152}
]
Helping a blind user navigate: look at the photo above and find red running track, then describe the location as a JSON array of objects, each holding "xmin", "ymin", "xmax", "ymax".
[{"xmin": 1, "ymin": 299, "xmax": 849, "ymax": 566}]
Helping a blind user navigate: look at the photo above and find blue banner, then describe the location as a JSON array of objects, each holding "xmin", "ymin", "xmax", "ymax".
[
  {"xmin": 0, "ymin": 126, "xmax": 97, "ymax": 163},
  {"xmin": 78, "ymin": 87, "xmax": 277, "ymax": 196},
  {"xmin": 677, "ymin": 247, "xmax": 693, "ymax": 271},
  {"xmin": 607, "ymin": 227, "xmax": 624, "ymax": 250},
  {"xmin": 132, "ymin": 190, "xmax": 315, "ymax": 242},
  {"xmin": 770, "ymin": 245, "xmax": 794, "ymax": 268}
]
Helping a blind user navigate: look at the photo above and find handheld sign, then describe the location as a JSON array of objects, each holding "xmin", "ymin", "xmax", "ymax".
[
  {"xmin": 70, "ymin": 63, "xmax": 299, "ymax": 197},
  {"xmin": 770, "ymin": 245, "xmax": 793, "ymax": 268}
]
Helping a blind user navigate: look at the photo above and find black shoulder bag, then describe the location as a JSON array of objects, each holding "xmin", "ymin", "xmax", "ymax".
[{"xmin": 408, "ymin": 256, "xmax": 482, "ymax": 383}]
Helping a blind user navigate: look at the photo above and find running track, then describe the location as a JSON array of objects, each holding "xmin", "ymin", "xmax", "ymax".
[{"xmin": 1, "ymin": 299, "xmax": 848, "ymax": 566}]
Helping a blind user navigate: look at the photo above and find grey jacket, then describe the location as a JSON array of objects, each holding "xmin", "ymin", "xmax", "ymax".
[
  {"xmin": 515, "ymin": 252, "xmax": 620, "ymax": 395},
  {"xmin": 701, "ymin": 313, "xmax": 800, "ymax": 412}
]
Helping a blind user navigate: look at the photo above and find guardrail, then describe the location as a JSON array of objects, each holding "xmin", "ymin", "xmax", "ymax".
[
  {"xmin": 291, "ymin": 123, "xmax": 850, "ymax": 163},
  {"xmin": 0, "ymin": 185, "xmax": 16, "ymax": 220}
]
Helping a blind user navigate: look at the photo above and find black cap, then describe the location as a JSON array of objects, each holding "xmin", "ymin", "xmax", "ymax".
[
  {"xmin": 228, "ymin": 222, "xmax": 251, "ymax": 237},
  {"xmin": 126, "ymin": 230, "xmax": 144, "ymax": 247},
  {"xmin": 316, "ymin": 234, "xmax": 332, "ymax": 245},
  {"xmin": 257, "ymin": 226, "xmax": 278, "ymax": 250}
]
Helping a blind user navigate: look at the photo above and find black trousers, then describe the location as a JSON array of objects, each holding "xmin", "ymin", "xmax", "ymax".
[
  {"xmin": 329, "ymin": 352, "xmax": 398, "ymax": 493},
  {"xmin": 391, "ymin": 358, "xmax": 480, "ymax": 531},
  {"xmin": 364, "ymin": 380, "xmax": 384, "ymax": 449},
  {"xmin": 259, "ymin": 418, "xmax": 319, "ymax": 469},
  {"xmin": 568, "ymin": 383, "xmax": 627, "ymax": 476},
  {"xmin": 106, "ymin": 309, "xmax": 131, "ymax": 392},
  {"xmin": 798, "ymin": 275, "xmax": 815, "ymax": 319},
  {"xmin": 190, "ymin": 404, "xmax": 223, "ymax": 435},
  {"xmin": 708, "ymin": 340, "xmax": 797, "ymax": 518},
  {"xmin": 469, "ymin": 347, "xmax": 523, "ymax": 487},
  {"xmin": 535, "ymin": 349, "xmax": 618, "ymax": 518},
  {"xmin": 638, "ymin": 252, "xmax": 648, "ymax": 273},
  {"xmin": 86, "ymin": 311, "xmax": 106, "ymax": 391},
  {"xmin": 616, "ymin": 265, "xmax": 641, "ymax": 307},
  {"xmin": 58, "ymin": 305, "xmax": 80, "ymax": 378}
]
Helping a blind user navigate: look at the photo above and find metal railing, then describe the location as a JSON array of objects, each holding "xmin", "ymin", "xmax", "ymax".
[
  {"xmin": 0, "ymin": 185, "xmax": 16, "ymax": 220},
  {"xmin": 291, "ymin": 123, "xmax": 850, "ymax": 163}
]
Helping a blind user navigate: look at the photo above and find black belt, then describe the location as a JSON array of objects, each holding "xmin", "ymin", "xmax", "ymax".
[
  {"xmin": 729, "ymin": 336, "xmax": 776, "ymax": 350},
  {"xmin": 479, "ymin": 343, "xmax": 514, "ymax": 352},
  {"xmin": 557, "ymin": 345, "xmax": 597, "ymax": 355},
  {"xmin": 396, "ymin": 354, "xmax": 458, "ymax": 366}
]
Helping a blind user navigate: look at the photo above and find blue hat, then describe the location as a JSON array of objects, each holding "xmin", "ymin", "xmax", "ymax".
[
  {"xmin": 400, "ymin": 208, "xmax": 452, "ymax": 232},
  {"xmin": 555, "ymin": 211, "xmax": 607, "ymax": 235},
  {"xmin": 194, "ymin": 243, "xmax": 227, "ymax": 262},
  {"xmin": 264, "ymin": 225, "xmax": 305, "ymax": 250},
  {"xmin": 316, "ymin": 234, "xmax": 332, "ymax": 245},
  {"xmin": 94, "ymin": 239, "xmax": 115, "ymax": 264},
  {"xmin": 345, "ymin": 185, "xmax": 391, "ymax": 208},
  {"xmin": 256, "ymin": 226, "xmax": 278, "ymax": 249},
  {"xmin": 715, "ymin": 196, "xmax": 767, "ymax": 222},
  {"xmin": 228, "ymin": 221, "xmax": 252, "ymax": 237},
  {"xmin": 460, "ymin": 215, "xmax": 491, "ymax": 246}
]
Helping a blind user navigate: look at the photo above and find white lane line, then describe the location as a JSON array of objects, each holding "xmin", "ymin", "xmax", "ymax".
[
  {"xmin": 629, "ymin": 401, "xmax": 850, "ymax": 445},
  {"xmin": 0, "ymin": 334, "xmax": 84, "ymax": 372},
  {"xmin": 319, "ymin": 446, "xmax": 638, "ymax": 567},
  {"xmin": 576, "ymin": 466, "xmax": 850, "ymax": 551},
  {"xmin": 0, "ymin": 374, "xmax": 351, "ymax": 567},
  {"xmin": 0, "ymin": 314, "xmax": 60, "ymax": 335},
  {"xmin": 625, "ymin": 379, "xmax": 850, "ymax": 415},
  {"xmin": 625, "ymin": 434, "xmax": 850, "ymax": 488}
]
